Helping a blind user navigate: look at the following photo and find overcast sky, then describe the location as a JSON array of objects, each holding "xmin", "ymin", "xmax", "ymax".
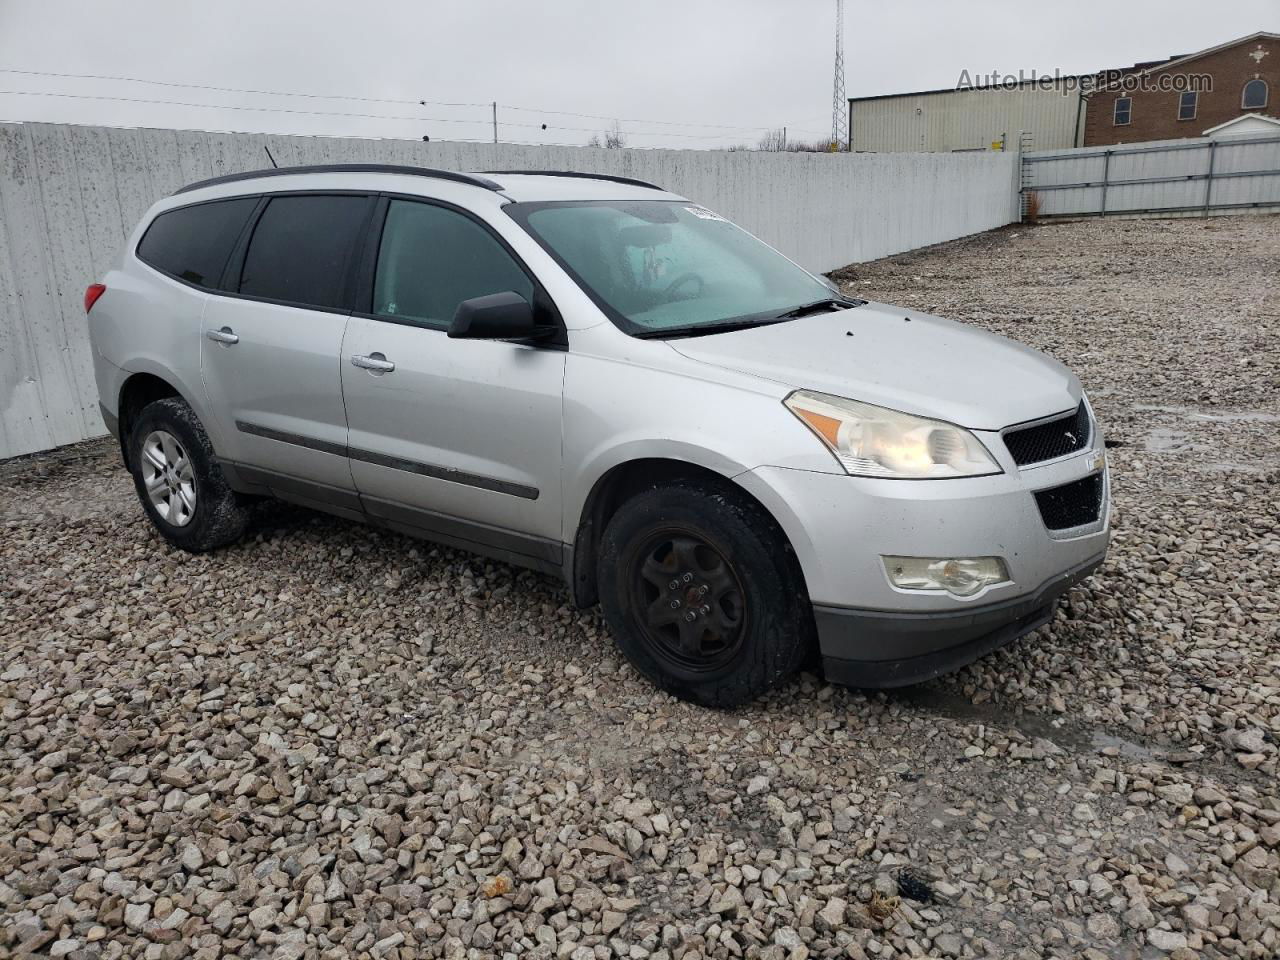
[{"xmin": 0, "ymin": 0, "xmax": 1276, "ymax": 150}]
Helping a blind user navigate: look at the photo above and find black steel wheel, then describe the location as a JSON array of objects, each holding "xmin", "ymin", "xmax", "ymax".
[
  {"xmin": 625, "ymin": 528, "xmax": 748, "ymax": 673},
  {"xmin": 598, "ymin": 479, "xmax": 815, "ymax": 707}
]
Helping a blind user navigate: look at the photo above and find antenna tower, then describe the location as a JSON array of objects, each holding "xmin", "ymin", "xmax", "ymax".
[{"xmin": 830, "ymin": 0, "xmax": 848, "ymax": 151}]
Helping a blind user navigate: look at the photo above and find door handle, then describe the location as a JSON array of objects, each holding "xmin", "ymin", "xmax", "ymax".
[
  {"xmin": 350, "ymin": 352, "xmax": 395, "ymax": 373},
  {"xmin": 206, "ymin": 326, "xmax": 239, "ymax": 345}
]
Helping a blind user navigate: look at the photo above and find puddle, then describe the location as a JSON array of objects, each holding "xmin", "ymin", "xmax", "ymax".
[
  {"xmin": 895, "ymin": 686, "xmax": 1165, "ymax": 764},
  {"xmin": 1144, "ymin": 426, "xmax": 1203, "ymax": 454},
  {"xmin": 1090, "ymin": 731, "xmax": 1158, "ymax": 761},
  {"xmin": 1197, "ymin": 460, "xmax": 1279, "ymax": 475},
  {"xmin": 1135, "ymin": 404, "xmax": 1280, "ymax": 468},
  {"xmin": 1133, "ymin": 403, "xmax": 1280, "ymax": 424},
  {"xmin": 893, "ymin": 686, "xmax": 1068, "ymax": 744}
]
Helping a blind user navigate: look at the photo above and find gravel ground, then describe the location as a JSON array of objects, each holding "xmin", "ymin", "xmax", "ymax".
[{"xmin": 2, "ymin": 214, "xmax": 1278, "ymax": 960}]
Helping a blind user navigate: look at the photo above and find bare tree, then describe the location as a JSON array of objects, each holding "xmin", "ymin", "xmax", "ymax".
[
  {"xmin": 603, "ymin": 121, "xmax": 626, "ymax": 149},
  {"xmin": 586, "ymin": 123, "xmax": 626, "ymax": 149},
  {"xmin": 592, "ymin": 124, "xmax": 829, "ymax": 153},
  {"xmin": 750, "ymin": 129, "xmax": 835, "ymax": 153},
  {"xmin": 790, "ymin": 139, "xmax": 835, "ymax": 153},
  {"xmin": 757, "ymin": 128, "xmax": 788, "ymax": 152}
]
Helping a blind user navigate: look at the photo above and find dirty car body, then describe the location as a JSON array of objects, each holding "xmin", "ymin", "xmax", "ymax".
[{"xmin": 87, "ymin": 165, "xmax": 1109, "ymax": 706}]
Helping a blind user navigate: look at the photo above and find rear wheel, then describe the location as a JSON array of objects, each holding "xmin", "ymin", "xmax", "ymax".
[
  {"xmin": 597, "ymin": 481, "xmax": 813, "ymax": 707},
  {"xmin": 128, "ymin": 397, "xmax": 250, "ymax": 552}
]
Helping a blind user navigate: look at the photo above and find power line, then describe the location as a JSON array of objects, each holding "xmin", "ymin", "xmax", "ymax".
[
  {"xmin": 0, "ymin": 67, "xmax": 485, "ymax": 109},
  {"xmin": 499, "ymin": 118, "xmax": 802, "ymax": 140},
  {"xmin": 502, "ymin": 102, "xmax": 822, "ymax": 135},
  {"xmin": 0, "ymin": 66, "xmax": 830, "ymax": 142},
  {"xmin": 0, "ymin": 89, "xmax": 829, "ymax": 144},
  {"xmin": 0, "ymin": 89, "xmax": 488, "ymax": 126}
]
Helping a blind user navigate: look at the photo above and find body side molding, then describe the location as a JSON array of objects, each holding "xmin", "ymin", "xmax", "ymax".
[{"xmin": 233, "ymin": 421, "xmax": 538, "ymax": 500}]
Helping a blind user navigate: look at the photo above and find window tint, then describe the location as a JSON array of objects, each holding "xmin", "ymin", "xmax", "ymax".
[
  {"xmin": 1178, "ymin": 91, "xmax": 1198, "ymax": 120},
  {"xmin": 1243, "ymin": 79, "xmax": 1269, "ymax": 110},
  {"xmin": 373, "ymin": 200, "xmax": 533, "ymax": 328},
  {"xmin": 1113, "ymin": 97, "xmax": 1132, "ymax": 125},
  {"xmin": 137, "ymin": 198, "xmax": 257, "ymax": 289},
  {"xmin": 239, "ymin": 195, "xmax": 369, "ymax": 309}
]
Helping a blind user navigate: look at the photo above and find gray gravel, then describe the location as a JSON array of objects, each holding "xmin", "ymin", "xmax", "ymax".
[{"xmin": 3, "ymin": 214, "xmax": 1279, "ymax": 960}]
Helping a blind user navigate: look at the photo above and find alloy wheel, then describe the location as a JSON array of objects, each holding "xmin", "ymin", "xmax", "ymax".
[{"xmin": 140, "ymin": 430, "xmax": 197, "ymax": 527}]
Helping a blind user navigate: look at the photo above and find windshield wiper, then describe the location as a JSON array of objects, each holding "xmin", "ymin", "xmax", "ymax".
[
  {"xmin": 632, "ymin": 316, "xmax": 792, "ymax": 340},
  {"xmin": 772, "ymin": 298, "xmax": 861, "ymax": 320},
  {"xmin": 632, "ymin": 298, "xmax": 865, "ymax": 340}
]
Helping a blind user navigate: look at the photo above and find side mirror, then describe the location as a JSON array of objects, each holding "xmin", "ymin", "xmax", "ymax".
[{"xmin": 449, "ymin": 291, "xmax": 537, "ymax": 340}]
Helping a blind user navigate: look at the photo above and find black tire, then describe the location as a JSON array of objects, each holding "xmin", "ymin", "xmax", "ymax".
[
  {"xmin": 127, "ymin": 397, "xmax": 250, "ymax": 553},
  {"xmin": 597, "ymin": 480, "xmax": 814, "ymax": 707}
]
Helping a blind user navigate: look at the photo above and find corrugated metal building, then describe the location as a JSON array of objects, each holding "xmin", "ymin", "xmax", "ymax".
[{"xmin": 849, "ymin": 79, "xmax": 1087, "ymax": 153}]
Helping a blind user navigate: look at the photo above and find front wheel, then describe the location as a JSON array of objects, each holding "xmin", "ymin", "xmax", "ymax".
[{"xmin": 597, "ymin": 481, "xmax": 814, "ymax": 707}]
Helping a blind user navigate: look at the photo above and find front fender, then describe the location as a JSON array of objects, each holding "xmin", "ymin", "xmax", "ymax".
[
  {"xmin": 561, "ymin": 340, "xmax": 841, "ymax": 544},
  {"xmin": 564, "ymin": 435, "xmax": 754, "ymax": 542}
]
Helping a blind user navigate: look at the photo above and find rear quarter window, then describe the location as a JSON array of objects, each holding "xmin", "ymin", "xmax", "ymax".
[{"xmin": 136, "ymin": 198, "xmax": 258, "ymax": 289}]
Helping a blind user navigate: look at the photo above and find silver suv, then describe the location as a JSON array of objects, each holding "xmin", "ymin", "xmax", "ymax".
[{"xmin": 87, "ymin": 165, "xmax": 1109, "ymax": 706}]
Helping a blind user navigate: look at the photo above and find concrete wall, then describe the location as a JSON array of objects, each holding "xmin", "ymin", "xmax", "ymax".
[
  {"xmin": 0, "ymin": 122, "xmax": 1019, "ymax": 460},
  {"xmin": 1024, "ymin": 133, "xmax": 1280, "ymax": 218},
  {"xmin": 850, "ymin": 85, "xmax": 1085, "ymax": 153}
]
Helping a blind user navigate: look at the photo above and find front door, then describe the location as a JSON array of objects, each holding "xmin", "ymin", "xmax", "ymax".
[
  {"xmin": 200, "ymin": 193, "xmax": 373, "ymax": 492},
  {"xmin": 340, "ymin": 197, "xmax": 566, "ymax": 568}
]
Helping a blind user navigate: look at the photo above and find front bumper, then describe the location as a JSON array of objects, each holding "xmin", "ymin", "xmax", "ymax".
[
  {"xmin": 734, "ymin": 431, "xmax": 1111, "ymax": 687},
  {"xmin": 817, "ymin": 551, "xmax": 1104, "ymax": 688}
]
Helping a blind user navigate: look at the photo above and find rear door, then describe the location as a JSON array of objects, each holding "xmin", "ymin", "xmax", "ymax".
[
  {"xmin": 201, "ymin": 192, "xmax": 374, "ymax": 494},
  {"xmin": 129, "ymin": 195, "xmax": 261, "ymax": 447},
  {"xmin": 340, "ymin": 196, "xmax": 566, "ymax": 567}
]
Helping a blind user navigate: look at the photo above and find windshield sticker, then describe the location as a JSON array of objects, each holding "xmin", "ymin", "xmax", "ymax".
[{"xmin": 684, "ymin": 206, "xmax": 726, "ymax": 221}]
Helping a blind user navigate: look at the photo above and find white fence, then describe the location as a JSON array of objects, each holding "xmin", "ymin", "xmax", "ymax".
[
  {"xmin": 1023, "ymin": 134, "xmax": 1280, "ymax": 219},
  {"xmin": 0, "ymin": 122, "xmax": 1019, "ymax": 460}
]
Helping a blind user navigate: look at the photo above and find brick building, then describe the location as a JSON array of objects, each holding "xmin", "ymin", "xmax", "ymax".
[{"xmin": 1084, "ymin": 32, "xmax": 1279, "ymax": 146}]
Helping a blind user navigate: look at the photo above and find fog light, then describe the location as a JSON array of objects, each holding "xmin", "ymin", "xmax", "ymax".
[{"xmin": 884, "ymin": 556, "xmax": 1010, "ymax": 598}]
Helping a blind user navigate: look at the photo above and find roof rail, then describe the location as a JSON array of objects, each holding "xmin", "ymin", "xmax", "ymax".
[
  {"xmin": 481, "ymin": 170, "xmax": 664, "ymax": 191},
  {"xmin": 173, "ymin": 164, "xmax": 504, "ymax": 196}
]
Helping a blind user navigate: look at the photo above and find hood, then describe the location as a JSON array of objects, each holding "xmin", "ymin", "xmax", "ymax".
[{"xmin": 668, "ymin": 301, "xmax": 1080, "ymax": 430}]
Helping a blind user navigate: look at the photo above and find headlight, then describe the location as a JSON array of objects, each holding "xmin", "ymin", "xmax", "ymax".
[{"xmin": 784, "ymin": 390, "xmax": 1001, "ymax": 479}]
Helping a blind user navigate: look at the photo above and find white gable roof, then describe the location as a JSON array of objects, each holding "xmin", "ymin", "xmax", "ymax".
[{"xmin": 1203, "ymin": 113, "xmax": 1280, "ymax": 137}]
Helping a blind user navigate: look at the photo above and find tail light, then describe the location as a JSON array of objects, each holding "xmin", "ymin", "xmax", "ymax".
[{"xmin": 84, "ymin": 283, "xmax": 106, "ymax": 314}]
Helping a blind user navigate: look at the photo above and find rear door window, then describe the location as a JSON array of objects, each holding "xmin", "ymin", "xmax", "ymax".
[
  {"xmin": 136, "ymin": 198, "xmax": 258, "ymax": 289},
  {"xmin": 372, "ymin": 199, "xmax": 533, "ymax": 328},
  {"xmin": 239, "ymin": 194, "xmax": 371, "ymax": 310}
]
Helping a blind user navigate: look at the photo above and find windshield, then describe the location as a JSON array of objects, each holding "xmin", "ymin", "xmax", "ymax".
[{"xmin": 508, "ymin": 200, "xmax": 839, "ymax": 336}]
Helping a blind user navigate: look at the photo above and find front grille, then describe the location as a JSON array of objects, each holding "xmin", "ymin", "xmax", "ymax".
[
  {"xmin": 1034, "ymin": 473, "xmax": 1104, "ymax": 531},
  {"xmin": 1004, "ymin": 403, "xmax": 1091, "ymax": 467}
]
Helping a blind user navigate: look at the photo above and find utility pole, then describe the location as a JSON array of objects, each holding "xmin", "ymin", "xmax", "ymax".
[
  {"xmin": 492, "ymin": 101, "xmax": 498, "ymax": 144},
  {"xmin": 782, "ymin": 126, "xmax": 788, "ymax": 150},
  {"xmin": 830, "ymin": 0, "xmax": 848, "ymax": 151}
]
